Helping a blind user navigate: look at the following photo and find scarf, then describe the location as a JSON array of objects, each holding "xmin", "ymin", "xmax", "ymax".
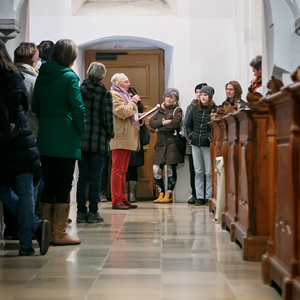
[{"xmin": 112, "ymin": 84, "xmax": 140, "ymax": 130}]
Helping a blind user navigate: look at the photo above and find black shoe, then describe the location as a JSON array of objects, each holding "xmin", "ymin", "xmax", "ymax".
[
  {"xmin": 35, "ymin": 220, "xmax": 50, "ymax": 255},
  {"xmin": 19, "ymin": 246, "xmax": 35, "ymax": 256},
  {"xmin": 187, "ymin": 196, "xmax": 196, "ymax": 204},
  {"xmin": 195, "ymin": 199, "xmax": 205, "ymax": 206}
]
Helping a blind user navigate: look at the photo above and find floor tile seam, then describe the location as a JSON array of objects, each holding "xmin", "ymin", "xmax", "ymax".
[{"xmin": 83, "ymin": 210, "xmax": 130, "ymax": 298}]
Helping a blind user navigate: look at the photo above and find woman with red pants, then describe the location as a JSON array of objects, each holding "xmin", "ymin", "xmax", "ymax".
[{"xmin": 109, "ymin": 73, "xmax": 140, "ymax": 210}]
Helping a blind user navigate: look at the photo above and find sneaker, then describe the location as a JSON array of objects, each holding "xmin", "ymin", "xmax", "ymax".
[
  {"xmin": 19, "ymin": 246, "xmax": 35, "ymax": 256},
  {"xmin": 87, "ymin": 212, "xmax": 104, "ymax": 223},
  {"xmin": 187, "ymin": 196, "xmax": 196, "ymax": 204},
  {"xmin": 99, "ymin": 192, "xmax": 108, "ymax": 202},
  {"xmin": 76, "ymin": 212, "xmax": 88, "ymax": 223}
]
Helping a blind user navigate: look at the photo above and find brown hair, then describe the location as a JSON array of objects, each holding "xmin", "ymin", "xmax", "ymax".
[
  {"xmin": 195, "ymin": 98, "xmax": 216, "ymax": 111},
  {"xmin": 0, "ymin": 39, "xmax": 17, "ymax": 73},
  {"xmin": 14, "ymin": 42, "xmax": 38, "ymax": 63},
  {"xmin": 225, "ymin": 80, "xmax": 243, "ymax": 104},
  {"xmin": 50, "ymin": 39, "xmax": 78, "ymax": 67}
]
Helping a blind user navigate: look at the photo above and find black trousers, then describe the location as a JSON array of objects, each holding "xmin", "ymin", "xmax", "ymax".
[
  {"xmin": 40, "ymin": 156, "xmax": 76, "ymax": 204},
  {"xmin": 187, "ymin": 154, "xmax": 196, "ymax": 197}
]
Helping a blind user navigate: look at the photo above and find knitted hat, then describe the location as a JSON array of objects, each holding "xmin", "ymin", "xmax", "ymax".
[
  {"xmin": 195, "ymin": 83, "xmax": 207, "ymax": 92},
  {"xmin": 200, "ymin": 86, "xmax": 215, "ymax": 99}
]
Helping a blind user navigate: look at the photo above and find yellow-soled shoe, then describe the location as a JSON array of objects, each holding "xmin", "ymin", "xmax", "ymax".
[
  {"xmin": 154, "ymin": 192, "xmax": 164, "ymax": 203},
  {"xmin": 160, "ymin": 192, "xmax": 173, "ymax": 203}
]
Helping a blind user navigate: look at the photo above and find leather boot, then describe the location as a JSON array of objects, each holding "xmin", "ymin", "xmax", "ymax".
[
  {"xmin": 125, "ymin": 181, "xmax": 129, "ymax": 200},
  {"xmin": 160, "ymin": 192, "xmax": 173, "ymax": 203},
  {"xmin": 39, "ymin": 203, "xmax": 54, "ymax": 243},
  {"xmin": 154, "ymin": 192, "xmax": 164, "ymax": 203},
  {"xmin": 52, "ymin": 203, "xmax": 81, "ymax": 245},
  {"xmin": 128, "ymin": 180, "xmax": 137, "ymax": 203}
]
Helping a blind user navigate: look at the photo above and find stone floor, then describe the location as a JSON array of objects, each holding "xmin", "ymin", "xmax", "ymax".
[{"xmin": 0, "ymin": 201, "xmax": 281, "ymax": 300}]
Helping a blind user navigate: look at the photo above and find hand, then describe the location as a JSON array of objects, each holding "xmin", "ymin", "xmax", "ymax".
[
  {"xmin": 162, "ymin": 119, "xmax": 172, "ymax": 126},
  {"xmin": 131, "ymin": 94, "xmax": 141, "ymax": 103}
]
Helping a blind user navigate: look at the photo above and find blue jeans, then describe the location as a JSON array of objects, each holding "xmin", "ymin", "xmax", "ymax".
[
  {"xmin": 76, "ymin": 152, "xmax": 106, "ymax": 214},
  {"xmin": 192, "ymin": 145, "xmax": 212, "ymax": 200},
  {"xmin": 0, "ymin": 173, "xmax": 41, "ymax": 249}
]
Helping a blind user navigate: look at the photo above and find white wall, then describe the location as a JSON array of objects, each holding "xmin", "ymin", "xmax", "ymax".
[{"xmin": 24, "ymin": 0, "xmax": 264, "ymax": 201}]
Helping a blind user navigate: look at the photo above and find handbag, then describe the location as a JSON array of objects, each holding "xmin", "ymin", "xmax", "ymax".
[
  {"xmin": 140, "ymin": 123, "xmax": 150, "ymax": 146},
  {"xmin": 175, "ymin": 129, "xmax": 186, "ymax": 155}
]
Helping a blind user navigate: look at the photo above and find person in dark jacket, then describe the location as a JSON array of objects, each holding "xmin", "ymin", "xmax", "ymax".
[
  {"xmin": 0, "ymin": 39, "xmax": 50, "ymax": 256},
  {"xmin": 125, "ymin": 87, "xmax": 145, "ymax": 203},
  {"xmin": 186, "ymin": 85, "xmax": 217, "ymax": 206},
  {"xmin": 149, "ymin": 88, "xmax": 184, "ymax": 203},
  {"xmin": 221, "ymin": 80, "xmax": 247, "ymax": 110},
  {"xmin": 76, "ymin": 62, "xmax": 113, "ymax": 223},
  {"xmin": 32, "ymin": 39, "xmax": 86, "ymax": 245},
  {"xmin": 183, "ymin": 83, "xmax": 207, "ymax": 204}
]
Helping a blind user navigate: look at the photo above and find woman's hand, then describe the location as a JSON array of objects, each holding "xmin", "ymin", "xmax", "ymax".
[
  {"xmin": 131, "ymin": 94, "xmax": 141, "ymax": 103},
  {"xmin": 162, "ymin": 119, "xmax": 172, "ymax": 126}
]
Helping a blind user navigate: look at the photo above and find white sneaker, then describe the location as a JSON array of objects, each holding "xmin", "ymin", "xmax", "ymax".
[{"xmin": 99, "ymin": 192, "xmax": 107, "ymax": 202}]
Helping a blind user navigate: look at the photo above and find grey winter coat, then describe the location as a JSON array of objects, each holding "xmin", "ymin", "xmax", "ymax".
[{"xmin": 149, "ymin": 102, "xmax": 184, "ymax": 165}]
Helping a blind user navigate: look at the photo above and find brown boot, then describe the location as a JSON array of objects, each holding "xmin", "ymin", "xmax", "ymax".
[
  {"xmin": 39, "ymin": 203, "xmax": 54, "ymax": 243},
  {"xmin": 52, "ymin": 203, "xmax": 81, "ymax": 245}
]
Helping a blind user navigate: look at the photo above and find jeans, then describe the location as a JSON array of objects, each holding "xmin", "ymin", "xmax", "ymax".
[
  {"xmin": 192, "ymin": 145, "xmax": 212, "ymax": 200},
  {"xmin": 76, "ymin": 151, "xmax": 106, "ymax": 214},
  {"xmin": 0, "ymin": 173, "xmax": 41, "ymax": 249},
  {"xmin": 111, "ymin": 149, "xmax": 131, "ymax": 204}
]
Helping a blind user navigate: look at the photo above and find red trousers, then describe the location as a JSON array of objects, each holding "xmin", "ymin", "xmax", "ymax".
[{"xmin": 110, "ymin": 149, "xmax": 131, "ymax": 204}]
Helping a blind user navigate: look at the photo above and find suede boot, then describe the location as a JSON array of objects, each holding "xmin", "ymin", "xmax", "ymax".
[
  {"xmin": 154, "ymin": 192, "xmax": 164, "ymax": 203},
  {"xmin": 128, "ymin": 180, "xmax": 137, "ymax": 203},
  {"xmin": 160, "ymin": 192, "xmax": 173, "ymax": 203},
  {"xmin": 39, "ymin": 203, "xmax": 54, "ymax": 243},
  {"xmin": 52, "ymin": 203, "xmax": 81, "ymax": 245}
]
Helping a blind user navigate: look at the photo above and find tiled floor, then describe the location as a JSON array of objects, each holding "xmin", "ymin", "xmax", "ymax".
[{"xmin": 0, "ymin": 201, "xmax": 281, "ymax": 300}]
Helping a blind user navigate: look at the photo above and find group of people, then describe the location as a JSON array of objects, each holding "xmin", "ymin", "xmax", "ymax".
[{"xmin": 0, "ymin": 36, "xmax": 262, "ymax": 256}]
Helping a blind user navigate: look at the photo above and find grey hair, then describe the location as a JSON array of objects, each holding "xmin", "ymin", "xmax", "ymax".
[
  {"xmin": 50, "ymin": 39, "xmax": 78, "ymax": 67},
  {"xmin": 163, "ymin": 88, "xmax": 179, "ymax": 101},
  {"xmin": 87, "ymin": 62, "xmax": 106, "ymax": 80},
  {"xmin": 249, "ymin": 55, "xmax": 262, "ymax": 71},
  {"xmin": 111, "ymin": 73, "xmax": 129, "ymax": 86}
]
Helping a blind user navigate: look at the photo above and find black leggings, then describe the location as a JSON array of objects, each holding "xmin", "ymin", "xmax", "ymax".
[{"xmin": 40, "ymin": 156, "xmax": 76, "ymax": 204}]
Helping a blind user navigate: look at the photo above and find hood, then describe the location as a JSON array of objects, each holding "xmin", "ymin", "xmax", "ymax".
[
  {"xmin": 37, "ymin": 60, "xmax": 74, "ymax": 85},
  {"xmin": 15, "ymin": 62, "xmax": 38, "ymax": 77}
]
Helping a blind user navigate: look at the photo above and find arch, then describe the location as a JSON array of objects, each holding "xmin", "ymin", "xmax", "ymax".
[{"xmin": 77, "ymin": 35, "xmax": 174, "ymax": 86}]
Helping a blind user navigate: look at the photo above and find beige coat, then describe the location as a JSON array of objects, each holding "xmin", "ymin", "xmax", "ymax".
[{"xmin": 109, "ymin": 89, "xmax": 140, "ymax": 151}]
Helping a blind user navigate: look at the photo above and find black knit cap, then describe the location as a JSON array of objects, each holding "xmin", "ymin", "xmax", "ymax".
[{"xmin": 195, "ymin": 83, "xmax": 207, "ymax": 92}]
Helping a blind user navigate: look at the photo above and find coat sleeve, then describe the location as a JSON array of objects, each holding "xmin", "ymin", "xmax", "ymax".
[
  {"xmin": 149, "ymin": 110, "xmax": 163, "ymax": 129},
  {"xmin": 67, "ymin": 74, "xmax": 86, "ymax": 135},
  {"xmin": 186, "ymin": 108, "xmax": 194, "ymax": 139},
  {"xmin": 183, "ymin": 104, "xmax": 193, "ymax": 138},
  {"xmin": 112, "ymin": 92, "xmax": 138, "ymax": 120},
  {"xmin": 101, "ymin": 91, "xmax": 114, "ymax": 139},
  {"xmin": 159, "ymin": 107, "xmax": 183, "ymax": 132}
]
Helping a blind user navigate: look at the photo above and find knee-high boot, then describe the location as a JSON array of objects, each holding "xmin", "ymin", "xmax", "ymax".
[
  {"xmin": 52, "ymin": 203, "xmax": 81, "ymax": 245},
  {"xmin": 39, "ymin": 203, "xmax": 54, "ymax": 243}
]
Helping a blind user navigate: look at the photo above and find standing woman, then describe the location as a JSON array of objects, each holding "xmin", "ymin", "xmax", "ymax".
[
  {"xmin": 149, "ymin": 88, "xmax": 184, "ymax": 203},
  {"xmin": 32, "ymin": 39, "xmax": 86, "ymax": 245},
  {"xmin": 0, "ymin": 40, "xmax": 50, "ymax": 256},
  {"xmin": 221, "ymin": 80, "xmax": 247, "ymax": 110},
  {"xmin": 110, "ymin": 73, "xmax": 140, "ymax": 210},
  {"xmin": 186, "ymin": 86, "xmax": 217, "ymax": 206}
]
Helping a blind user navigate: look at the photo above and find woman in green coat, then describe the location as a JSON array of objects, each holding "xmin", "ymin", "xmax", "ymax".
[{"xmin": 32, "ymin": 39, "xmax": 86, "ymax": 246}]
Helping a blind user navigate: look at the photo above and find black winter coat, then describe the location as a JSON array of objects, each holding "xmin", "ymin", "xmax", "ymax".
[
  {"xmin": 149, "ymin": 102, "xmax": 184, "ymax": 165},
  {"xmin": 0, "ymin": 70, "xmax": 40, "ymax": 185},
  {"xmin": 186, "ymin": 103, "xmax": 217, "ymax": 148}
]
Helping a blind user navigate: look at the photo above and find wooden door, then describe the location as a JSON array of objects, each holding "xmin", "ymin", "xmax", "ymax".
[{"xmin": 85, "ymin": 50, "xmax": 164, "ymax": 199}]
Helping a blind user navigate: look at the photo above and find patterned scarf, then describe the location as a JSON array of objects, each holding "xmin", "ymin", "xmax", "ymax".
[{"xmin": 112, "ymin": 84, "xmax": 139, "ymax": 129}]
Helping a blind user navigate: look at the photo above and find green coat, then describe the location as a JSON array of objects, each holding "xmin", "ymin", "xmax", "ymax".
[{"xmin": 32, "ymin": 60, "xmax": 86, "ymax": 160}]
